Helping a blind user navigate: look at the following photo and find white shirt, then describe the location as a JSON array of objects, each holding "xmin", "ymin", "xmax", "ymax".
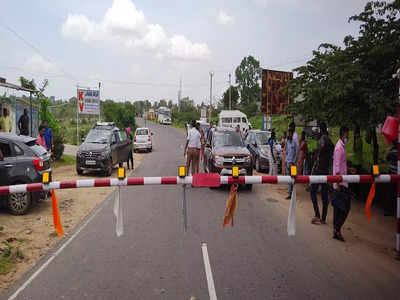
[{"xmin": 187, "ymin": 127, "xmax": 201, "ymax": 149}]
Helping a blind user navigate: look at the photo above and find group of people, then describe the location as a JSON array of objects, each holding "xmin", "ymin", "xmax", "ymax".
[
  {"xmin": 184, "ymin": 120, "xmax": 214, "ymax": 175},
  {"xmin": 282, "ymin": 122, "xmax": 351, "ymax": 242},
  {"xmin": 0, "ymin": 108, "xmax": 31, "ymax": 135}
]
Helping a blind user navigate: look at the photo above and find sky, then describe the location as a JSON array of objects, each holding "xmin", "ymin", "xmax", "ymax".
[{"xmin": 0, "ymin": 0, "xmax": 370, "ymax": 105}]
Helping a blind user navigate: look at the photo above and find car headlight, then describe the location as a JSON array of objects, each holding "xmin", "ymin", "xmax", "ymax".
[{"xmin": 215, "ymin": 155, "xmax": 224, "ymax": 165}]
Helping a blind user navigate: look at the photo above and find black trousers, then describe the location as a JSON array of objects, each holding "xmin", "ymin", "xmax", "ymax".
[{"xmin": 333, "ymin": 194, "xmax": 351, "ymax": 232}]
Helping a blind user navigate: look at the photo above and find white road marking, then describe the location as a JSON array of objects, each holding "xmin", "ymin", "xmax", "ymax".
[
  {"xmin": 8, "ymin": 192, "xmax": 113, "ymax": 300},
  {"xmin": 201, "ymin": 243, "xmax": 218, "ymax": 300}
]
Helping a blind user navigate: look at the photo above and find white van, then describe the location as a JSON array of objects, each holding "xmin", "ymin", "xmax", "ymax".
[{"xmin": 218, "ymin": 110, "xmax": 250, "ymax": 132}]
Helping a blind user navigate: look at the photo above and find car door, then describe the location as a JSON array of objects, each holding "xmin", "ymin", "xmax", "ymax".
[
  {"xmin": 246, "ymin": 133, "xmax": 257, "ymax": 158},
  {"xmin": 0, "ymin": 140, "xmax": 17, "ymax": 186},
  {"xmin": 118, "ymin": 130, "xmax": 130, "ymax": 163},
  {"xmin": 110, "ymin": 132, "xmax": 119, "ymax": 165}
]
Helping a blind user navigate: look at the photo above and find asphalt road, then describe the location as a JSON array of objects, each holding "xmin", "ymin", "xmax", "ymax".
[{"xmin": 3, "ymin": 119, "xmax": 400, "ymax": 300}]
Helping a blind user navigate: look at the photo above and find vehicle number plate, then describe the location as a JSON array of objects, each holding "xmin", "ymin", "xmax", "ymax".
[{"xmin": 85, "ymin": 160, "xmax": 96, "ymax": 166}]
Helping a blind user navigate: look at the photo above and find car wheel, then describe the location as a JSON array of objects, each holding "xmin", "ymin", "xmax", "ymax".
[
  {"xmin": 255, "ymin": 157, "xmax": 261, "ymax": 172},
  {"xmin": 8, "ymin": 192, "xmax": 32, "ymax": 215},
  {"xmin": 149, "ymin": 147, "xmax": 152, "ymax": 152}
]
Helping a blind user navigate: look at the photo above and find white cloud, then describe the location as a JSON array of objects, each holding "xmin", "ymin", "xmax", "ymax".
[
  {"xmin": 61, "ymin": 0, "xmax": 210, "ymax": 60},
  {"xmin": 216, "ymin": 11, "xmax": 234, "ymax": 25},
  {"xmin": 24, "ymin": 54, "xmax": 57, "ymax": 74}
]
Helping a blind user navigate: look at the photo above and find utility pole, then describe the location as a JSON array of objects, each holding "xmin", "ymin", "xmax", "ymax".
[
  {"xmin": 228, "ymin": 73, "xmax": 232, "ymax": 110},
  {"xmin": 209, "ymin": 71, "xmax": 214, "ymax": 120},
  {"xmin": 178, "ymin": 78, "xmax": 182, "ymax": 112}
]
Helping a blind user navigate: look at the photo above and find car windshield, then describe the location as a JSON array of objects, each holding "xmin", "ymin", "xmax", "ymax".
[
  {"xmin": 85, "ymin": 129, "xmax": 110, "ymax": 144},
  {"xmin": 30, "ymin": 144, "xmax": 47, "ymax": 156},
  {"xmin": 213, "ymin": 131, "xmax": 243, "ymax": 147},
  {"xmin": 136, "ymin": 129, "xmax": 149, "ymax": 135},
  {"xmin": 256, "ymin": 132, "xmax": 270, "ymax": 145}
]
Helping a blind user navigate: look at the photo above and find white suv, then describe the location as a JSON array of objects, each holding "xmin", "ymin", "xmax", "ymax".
[{"xmin": 134, "ymin": 127, "xmax": 153, "ymax": 152}]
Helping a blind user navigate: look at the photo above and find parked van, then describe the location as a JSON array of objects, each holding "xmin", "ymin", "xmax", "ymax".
[{"xmin": 218, "ymin": 110, "xmax": 251, "ymax": 132}]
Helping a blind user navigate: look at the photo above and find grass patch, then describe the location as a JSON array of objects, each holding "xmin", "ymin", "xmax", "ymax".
[
  {"xmin": 53, "ymin": 154, "xmax": 76, "ymax": 168},
  {"xmin": 171, "ymin": 122, "xmax": 186, "ymax": 132},
  {"xmin": 0, "ymin": 242, "xmax": 24, "ymax": 275}
]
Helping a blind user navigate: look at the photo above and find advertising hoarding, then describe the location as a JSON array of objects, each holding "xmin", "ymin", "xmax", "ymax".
[
  {"xmin": 261, "ymin": 69, "xmax": 293, "ymax": 115},
  {"xmin": 77, "ymin": 89, "xmax": 100, "ymax": 115}
]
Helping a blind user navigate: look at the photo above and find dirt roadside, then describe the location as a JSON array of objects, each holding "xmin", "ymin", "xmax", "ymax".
[
  {"xmin": 0, "ymin": 152, "xmax": 146, "ymax": 293},
  {"xmin": 255, "ymin": 172, "xmax": 400, "ymax": 274}
]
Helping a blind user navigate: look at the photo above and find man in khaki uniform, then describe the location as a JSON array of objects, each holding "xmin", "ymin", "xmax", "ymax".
[{"xmin": 184, "ymin": 120, "xmax": 202, "ymax": 175}]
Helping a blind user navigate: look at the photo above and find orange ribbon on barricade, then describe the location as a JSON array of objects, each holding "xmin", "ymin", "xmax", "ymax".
[
  {"xmin": 223, "ymin": 184, "xmax": 238, "ymax": 227},
  {"xmin": 365, "ymin": 183, "xmax": 376, "ymax": 221},
  {"xmin": 51, "ymin": 189, "xmax": 64, "ymax": 237}
]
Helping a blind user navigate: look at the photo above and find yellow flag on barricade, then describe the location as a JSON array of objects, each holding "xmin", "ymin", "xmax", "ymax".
[
  {"xmin": 223, "ymin": 184, "xmax": 238, "ymax": 227},
  {"xmin": 51, "ymin": 190, "xmax": 64, "ymax": 237},
  {"xmin": 365, "ymin": 183, "xmax": 376, "ymax": 221}
]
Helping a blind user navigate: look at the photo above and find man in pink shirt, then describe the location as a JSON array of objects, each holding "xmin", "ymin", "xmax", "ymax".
[
  {"xmin": 332, "ymin": 126, "xmax": 350, "ymax": 241},
  {"xmin": 36, "ymin": 125, "xmax": 47, "ymax": 149}
]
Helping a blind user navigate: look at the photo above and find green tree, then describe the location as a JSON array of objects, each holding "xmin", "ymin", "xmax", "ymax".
[
  {"xmin": 235, "ymin": 56, "xmax": 261, "ymax": 107},
  {"xmin": 221, "ymin": 86, "xmax": 239, "ymax": 110},
  {"xmin": 287, "ymin": 0, "xmax": 400, "ymax": 164}
]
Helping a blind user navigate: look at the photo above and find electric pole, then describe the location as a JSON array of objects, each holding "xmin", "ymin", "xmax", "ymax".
[
  {"xmin": 178, "ymin": 78, "xmax": 182, "ymax": 112},
  {"xmin": 209, "ymin": 71, "xmax": 214, "ymax": 120},
  {"xmin": 228, "ymin": 73, "xmax": 232, "ymax": 110}
]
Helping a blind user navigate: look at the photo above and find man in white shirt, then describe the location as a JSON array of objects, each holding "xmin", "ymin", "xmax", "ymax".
[{"xmin": 184, "ymin": 121, "xmax": 202, "ymax": 175}]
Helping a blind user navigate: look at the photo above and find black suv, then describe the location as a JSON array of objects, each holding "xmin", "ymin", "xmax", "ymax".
[
  {"xmin": 76, "ymin": 122, "xmax": 131, "ymax": 176},
  {"xmin": 203, "ymin": 127, "xmax": 253, "ymax": 190},
  {"xmin": 0, "ymin": 133, "xmax": 52, "ymax": 215}
]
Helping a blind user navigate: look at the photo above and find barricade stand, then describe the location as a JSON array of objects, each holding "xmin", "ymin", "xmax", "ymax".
[{"xmin": 179, "ymin": 166, "xmax": 188, "ymax": 233}]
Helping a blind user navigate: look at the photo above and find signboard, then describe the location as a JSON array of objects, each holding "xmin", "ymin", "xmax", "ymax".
[
  {"xmin": 261, "ymin": 69, "xmax": 293, "ymax": 115},
  {"xmin": 201, "ymin": 108, "xmax": 207, "ymax": 119},
  {"xmin": 77, "ymin": 89, "xmax": 100, "ymax": 115}
]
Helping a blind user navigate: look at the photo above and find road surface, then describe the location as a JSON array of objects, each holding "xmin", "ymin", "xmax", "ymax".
[{"xmin": 3, "ymin": 119, "xmax": 400, "ymax": 299}]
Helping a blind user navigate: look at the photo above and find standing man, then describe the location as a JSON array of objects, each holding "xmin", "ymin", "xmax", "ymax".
[
  {"xmin": 310, "ymin": 122, "xmax": 334, "ymax": 225},
  {"xmin": 268, "ymin": 131, "xmax": 278, "ymax": 175},
  {"xmin": 332, "ymin": 126, "xmax": 350, "ymax": 241},
  {"xmin": 18, "ymin": 108, "xmax": 30, "ymax": 136},
  {"xmin": 184, "ymin": 120, "xmax": 202, "ymax": 175},
  {"xmin": 0, "ymin": 108, "xmax": 12, "ymax": 133},
  {"xmin": 36, "ymin": 125, "xmax": 47, "ymax": 149},
  {"xmin": 41, "ymin": 120, "xmax": 53, "ymax": 152},
  {"xmin": 289, "ymin": 122, "xmax": 299, "ymax": 148},
  {"xmin": 285, "ymin": 129, "xmax": 298, "ymax": 199},
  {"xmin": 206, "ymin": 121, "xmax": 214, "ymax": 140}
]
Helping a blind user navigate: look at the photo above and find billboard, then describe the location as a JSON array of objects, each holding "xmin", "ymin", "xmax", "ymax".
[
  {"xmin": 261, "ymin": 69, "xmax": 293, "ymax": 115},
  {"xmin": 77, "ymin": 89, "xmax": 100, "ymax": 115}
]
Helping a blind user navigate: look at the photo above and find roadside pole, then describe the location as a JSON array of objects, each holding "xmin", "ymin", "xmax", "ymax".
[
  {"xmin": 76, "ymin": 85, "xmax": 79, "ymax": 146},
  {"xmin": 209, "ymin": 71, "xmax": 214, "ymax": 120},
  {"xmin": 98, "ymin": 82, "xmax": 101, "ymax": 122},
  {"xmin": 228, "ymin": 73, "xmax": 232, "ymax": 110},
  {"xmin": 396, "ymin": 68, "xmax": 400, "ymax": 259}
]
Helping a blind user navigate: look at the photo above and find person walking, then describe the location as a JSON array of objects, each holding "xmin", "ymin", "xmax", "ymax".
[
  {"xmin": 310, "ymin": 123, "xmax": 334, "ymax": 225},
  {"xmin": 206, "ymin": 121, "xmax": 214, "ymax": 140},
  {"xmin": 184, "ymin": 121, "xmax": 202, "ymax": 175},
  {"xmin": 36, "ymin": 125, "xmax": 47, "ymax": 149},
  {"xmin": 285, "ymin": 129, "xmax": 297, "ymax": 199},
  {"xmin": 0, "ymin": 108, "xmax": 12, "ymax": 133},
  {"xmin": 41, "ymin": 120, "xmax": 53, "ymax": 152},
  {"xmin": 296, "ymin": 131, "xmax": 308, "ymax": 176},
  {"xmin": 18, "ymin": 108, "xmax": 30, "ymax": 136},
  {"xmin": 281, "ymin": 131, "xmax": 287, "ymax": 175},
  {"xmin": 268, "ymin": 131, "xmax": 278, "ymax": 175},
  {"xmin": 199, "ymin": 126, "xmax": 206, "ymax": 163},
  {"xmin": 332, "ymin": 126, "xmax": 350, "ymax": 241}
]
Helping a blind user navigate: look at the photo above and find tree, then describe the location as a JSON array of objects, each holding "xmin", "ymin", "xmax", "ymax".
[
  {"xmin": 221, "ymin": 86, "xmax": 239, "ymax": 110},
  {"xmin": 287, "ymin": 0, "xmax": 400, "ymax": 164},
  {"xmin": 235, "ymin": 56, "xmax": 261, "ymax": 106}
]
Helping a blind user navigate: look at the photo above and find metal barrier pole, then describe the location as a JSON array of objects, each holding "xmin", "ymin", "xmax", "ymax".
[{"xmin": 182, "ymin": 184, "xmax": 187, "ymax": 233}]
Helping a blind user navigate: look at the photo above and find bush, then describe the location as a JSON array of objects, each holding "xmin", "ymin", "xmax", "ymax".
[{"xmin": 53, "ymin": 130, "xmax": 65, "ymax": 160}]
